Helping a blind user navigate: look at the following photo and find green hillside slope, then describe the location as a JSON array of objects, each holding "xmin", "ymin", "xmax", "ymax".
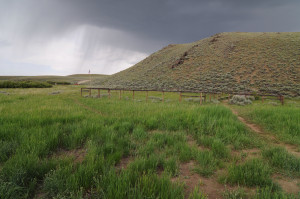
[{"xmin": 97, "ymin": 32, "xmax": 300, "ymax": 96}]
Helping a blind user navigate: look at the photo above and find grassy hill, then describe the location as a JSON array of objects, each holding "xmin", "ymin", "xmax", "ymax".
[
  {"xmin": 0, "ymin": 74, "xmax": 109, "ymax": 85},
  {"xmin": 96, "ymin": 32, "xmax": 300, "ymax": 96}
]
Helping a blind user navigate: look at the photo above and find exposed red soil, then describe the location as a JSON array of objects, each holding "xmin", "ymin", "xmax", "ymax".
[
  {"xmin": 172, "ymin": 161, "xmax": 239, "ymax": 199},
  {"xmin": 272, "ymin": 174, "xmax": 300, "ymax": 194}
]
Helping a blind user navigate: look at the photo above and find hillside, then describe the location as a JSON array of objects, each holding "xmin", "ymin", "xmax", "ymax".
[
  {"xmin": 0, "ymin": 74, "xmax": 109, "ymax": 85},
  {"xmin": 96, "ymin": 32, "xmax": 300, "ymax": 96}
]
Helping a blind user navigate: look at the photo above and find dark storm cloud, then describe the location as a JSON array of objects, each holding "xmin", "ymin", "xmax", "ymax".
[
  {"xmin": 1, "ymin": 0, "xmax": 300, "ymax": 53},
  {"xmin": 0, "ymin": 0, "xmax": 299, "ymax": 75}
]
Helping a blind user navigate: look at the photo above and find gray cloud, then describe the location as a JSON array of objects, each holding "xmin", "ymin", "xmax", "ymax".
[
  {"xmin": 0, "ymin": 0, "xmax": 299, "ymax": 75},
  {"xmin": 3, "ymin": 0, "xmax": 300, "ymax": 46}
]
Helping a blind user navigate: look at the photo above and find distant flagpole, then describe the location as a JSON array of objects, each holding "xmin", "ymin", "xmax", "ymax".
[{"xmin": 89, "ymin": 69, "xmax": 91, "ymax": 87}]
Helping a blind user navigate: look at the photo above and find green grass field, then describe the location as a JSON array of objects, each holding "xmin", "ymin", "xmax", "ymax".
[
  {"xmin": 0, "ymin": 86, "xmax": 299, "ymax": 199},
  {"xmin": 234, "ymin": 100, "xmax": 300, "ymax": 149}
]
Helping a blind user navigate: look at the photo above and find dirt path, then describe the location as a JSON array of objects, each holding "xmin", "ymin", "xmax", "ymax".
[
  {"xmin": 77, "ymin": 80, "xmax": 91, "ymax": 85},
  {"xmin": 73, "ymin": 98, "xmax": 104, "ymax": 116},
  {"xmin": 225, "ymin": 105, "xmax": 300, "ymax": 158}
]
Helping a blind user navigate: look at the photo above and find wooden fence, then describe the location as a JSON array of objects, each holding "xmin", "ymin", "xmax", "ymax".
[{"xmin": 80, "ymin": 87, "xmax": 285, "ymax": 105}]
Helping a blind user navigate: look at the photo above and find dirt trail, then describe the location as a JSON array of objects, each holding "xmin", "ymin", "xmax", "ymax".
[
  {"xmin": 226, "ymin": 105, "xmax": 300, "ymax": 158},
  {"xmin": 77, "ymin": 80, "xmax": 91, "ymax": 85},
  {"xmin": 74, "ymin": 98, "xmax": 104, "ymax": 116}
]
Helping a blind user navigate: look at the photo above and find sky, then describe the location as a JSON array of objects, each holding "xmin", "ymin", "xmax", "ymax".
[{"xmin": 0, "ymin": 0, "xmax": 300, "ymax": 76}]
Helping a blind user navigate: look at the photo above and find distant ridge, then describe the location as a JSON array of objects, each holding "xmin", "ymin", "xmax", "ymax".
[
  {"xmin": 0, "ymin": 74, "xmax": 109, "ymax": 84},
  {"xmin": 96, "ymin": 32, "xmax": 300, "ymax": 96}
]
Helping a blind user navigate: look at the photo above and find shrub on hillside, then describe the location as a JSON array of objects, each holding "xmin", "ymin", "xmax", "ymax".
[
  {"xmin": 0, "ymin": 81, "xmax": 52, "ymax": 88},
  {"xmin": 229, "ymin": 95, "xmax": 252, "ymax": 106}
]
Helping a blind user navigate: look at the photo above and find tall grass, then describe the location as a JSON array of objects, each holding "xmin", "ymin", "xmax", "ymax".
[
  {"xmin": 263, "ymin": 147, "xmax": 300, "ymax": 175},
  {"xmin": 255, "ymin": 186, "xmax": 299, "ymax": 199},
  {"xmin": 225, "ymin": 159, "xmax": 274, "ymax": 188},
  {"xmin": 237, "ymin": 104, "xmax": 300, "ymax": 147},
  {"xmin": 0, "ymin": 86, "xmax": 297, "ymax": 198}
]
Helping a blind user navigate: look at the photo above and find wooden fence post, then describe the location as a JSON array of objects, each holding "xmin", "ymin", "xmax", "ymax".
[
  {"xmin": 209, "ymin": 94, "xmax": 211, "ymax": 102},
  {"xmin": 108, "ymin": 89, "xmax": 111, "ymax": 99},
  {"xmin": 200, "ymin": 93, "xmax": 202, "ymax": 105},
  {"xmin": 81, "ymin": 88, "xmax": 82, "ymax": 97},
  {"xmin": 162, "ymin": 91, "xmax": 164, "ymax": 102},
  {"xmin": 98, "ymin": 89, "xmax": 100, "ymax": 98},
  {"xmin": 280, "ymin": 95, "xmax": 284, "ymax": 105},
  {"xmin": 119, "ymin": 90, "xmax": 121, "ymax": 100},
  {"xmin": 89, "ymin": 88, "xmax": 91, "ymax": 97},
  {"xmin": 133, "ymin": 90, "xmax": 135, "ymax": 100},
  {"xmin": 262, "ymin": 96, "xmax": 264, "ymax": 103}
]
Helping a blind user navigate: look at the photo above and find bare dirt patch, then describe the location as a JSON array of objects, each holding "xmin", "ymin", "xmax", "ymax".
[
  {"xmin": 172, "ymin": 161, "xmax": 229, "ymax": 199},
  {"xmin": 77, "ymin": 80, "xmax": 91, "ymax": 85},
  {"xmin": 273, "ymin": 174, "xmax": 300, "ymax": 194},
  {"xmin": 115, "ymin": 156, "xmax": 133, "ymax": 170},
  {"xmin": 54, "ymin": 148, "xmax": 87, "ymax": 163}
]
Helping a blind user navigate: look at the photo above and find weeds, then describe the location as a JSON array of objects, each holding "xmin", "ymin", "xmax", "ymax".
[
  {"xmin": 225, "ymin": 159, "xmax": 274, "ymax": 187},
  {"xmin": 263, "ymin": 147, "xmax": 300, "ymax": 175},
  {"xmin": 188, "ymin": 186, "xmax": 207, "ymax": 199},
  {"xmin": 255, "ymin": 186, "xmax": 299, "ymax": 199},
  {"xmin": 0, "ymin": 86, "xmax": 299, "ymax": 198}
]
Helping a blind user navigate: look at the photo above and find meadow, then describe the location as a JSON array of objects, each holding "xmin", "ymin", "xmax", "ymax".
[{"xmin": 0, "ymin": 86, "xmax": 299, "ymax": 199}]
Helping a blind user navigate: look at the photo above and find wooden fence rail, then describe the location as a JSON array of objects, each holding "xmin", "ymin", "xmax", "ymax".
[{"xmin": 80, "ymin": 88, "xmax": 285, "ymax": 105}]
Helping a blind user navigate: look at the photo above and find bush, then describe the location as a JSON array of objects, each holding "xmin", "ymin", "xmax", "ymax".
[
  {"xmin": 0, "ymin": 81, "xmax": 52, "ymax": 88},
  {"xmin": 229, "ymin": 95, "xmax": 252, "ymax": 106}
]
